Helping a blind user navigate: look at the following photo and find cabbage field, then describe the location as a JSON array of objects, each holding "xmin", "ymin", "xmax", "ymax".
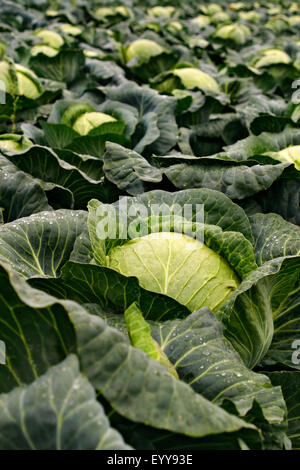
[{"xmin": 0, "ymin": 0, "xmax": 300, "ymax": 451}]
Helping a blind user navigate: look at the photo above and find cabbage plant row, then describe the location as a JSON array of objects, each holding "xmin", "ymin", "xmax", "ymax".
[{"xmin": 0, "ymin": 0, "xmax": 299, "ymax": 451}]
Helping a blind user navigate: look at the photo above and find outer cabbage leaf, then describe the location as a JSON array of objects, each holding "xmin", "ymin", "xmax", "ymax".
[
  {"xmin": 266, "ymin": 372, "xmax": 300, "ymax": 450},
  {"xmin": 0, "ymin": 210, "xmax": 87, "ymax": 277},
  {"xmin": 0, "ymin": 355, "xmax": 131, "ymax": 450},
  {"xmin": 105, "ymin": 82, "xmax": 178, "ymax": 155},
  {"xmin": 221, "ymin": 256, "xmax": 300, "ymax": 369},
  {"xmin": 0, "ymin": 154, "xmax": 51, "ymax": 221}
]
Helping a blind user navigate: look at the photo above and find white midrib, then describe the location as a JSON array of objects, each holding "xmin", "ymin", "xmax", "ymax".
[{"xmin": 163, "ymin": 240, "xmax": 172, "ymax": 295}]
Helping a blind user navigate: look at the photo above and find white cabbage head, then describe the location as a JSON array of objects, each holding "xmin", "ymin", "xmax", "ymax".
[
  {"xmin": 173, "ymin": 67, "xmax": 220, "ymax": 92},
  {"xmin": 125, "ymin": 39, "xmax": 164, "ymax": 63},
  {"xmin": 270, "ymin": 145, "xmax": 300, "ymax": 171},
  {"xmin": 148, "ymin": 6, "xmax": 175, "ymax": 18},
  {"xmin": 73, "ymin": 112, "xmax": 117, "ymax": 135},
  {"xmin": 191, "ymin": 15, "xmax": 210, "ymax": 28},
  {"xmin": 35, "ymin": 29, "xmax": 64, "ymax": 48},
  {"xmin": 0, "ymin": 61, "xmax": 43, "ymax": 99},
  {"xmin": 0, "ymin": 134, "xmax": 32, "ymax": 151},
  {"xmin": 253, "ymin": 49, "xmax": 291, "ymax": 68},
  {"xmin": 107, "ymin": 231, "xmax": 239, "ymax": 312}
]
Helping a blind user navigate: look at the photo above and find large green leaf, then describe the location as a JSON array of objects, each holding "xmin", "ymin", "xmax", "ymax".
[
  {"xmin": 164, "ymin": 161, "xmax": 288, "ymax": 200},
  {"xmin": 105, "ymin": 399, "xmax": 263, "ymax": 450},
  {"xmin": 66, "ymin": 133, "xmax": 130, "ymax": 158},
  {"xmin": 250, "ymin": 213, "xmax": 300, "ymax": 265},
  {"xmin": 100, "ymin": 99, "xmax": 139, "ymax": 138},
  {"xmin": 5, "ymin": 145, "xmax": 111, "ymax": 208},
  {"xmin": 115, "ymin": 188, "xmax": 254, "ymax": 243},
  {"xmin": 40, "ymin": 122, "xmax": 79, "ymax": 149},
  {"xmin": 0, "ymin": 154, "xmax": 51, "ymax": 221},
  {"xmin": 266, "ymin": 371, "xmax": 300, "ymax": 450},
  {"xmin": 221, "ymin": 256, "xmax": 300, "ymax": 369},
  {"xmin": 150, "ymin": 308, "xmax": 285, "ymax": 423},
  {"xmin": 0, "ymin": 262, "xmax": 258, "ymax": 442},
  {"xmin": 256, "ymin": 179, "xmax": 300, "ymax": 226},
  {"xmin": 105, "ymin": 82, "xmax": 178, "ymax": 155},
  {"xmin": 0, "ymin": 355, "xmax": 131, "ymax": 450},
  {"xmin": 85, "ymin": 59, "xmax": 126, "ymax": 86},
  {"xmin": 29, "ymin": 49, "xmax": 85, "ymax": 83},
  {"xmin": 221, "ymin": 127, "xmax": 300, "ymax": 162},
  {"xmin": 99, "ymin": 305, "xmax": 286, "ymax": 443},
  {"xmin": 103, "ymin": 142, "xmax": 162, "ymax": 195},
  {"xmin": 259, "ymin": 257, "xmax": 300, "ymax": 370},
  {"xmin": 0, "ymin": 210, "xmax": 87, "ymax": 277},
  {"xmin": 30, "ymin": 261, "xmax": 191, "ymax": 321},
  {"xmin": 0, "ymin": 262, "xmax": 76, "ymax": 393},
  {"xmin": 70, "ymin": 303, "xmax": 257, "ymax": 438}
]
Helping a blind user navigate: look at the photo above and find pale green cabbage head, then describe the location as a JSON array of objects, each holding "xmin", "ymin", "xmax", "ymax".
[
  {"xmin": 204, "ymin": 3, "xmax": 222, "ymax": 15},
  {"xmin": 35, "ymin": 29, "xmax": 64, "ymax": 48},
  {"xmin": 125, "ymin": 39, "xmax": 164, "ymax": 63},
  {"xmin": 191, "ymin": 15, "xmax": 210, "ymax": 28},
  {"xmin": 0, "ymin": 61, "xmax": 43, "ymax": 99},
  {"xmin": 115, "ymin": 6, "xmax": 130, "ymax": 17},
  {"xmin": 94, "ymin": 7, "xmax": 114, "ymax": 20},
  {"xmin": 148, "ymin": 6, "xmax": 175, "ymax": 18},
  {"xmin": 59, "ymin": 24, "xmax": 82, "ymax": 36},
  {"xmin": 107, "ymin": 231, "xmax": 239, "ymax": 313},
  {"xmin": 290, "ymin": 2, "xmax": 299, "ymax": 12},
  {"xmin": 0, "ymin": 134, "xmax": 32, "ymax": 151},
  {"xmin": 60, "ymin": 103, "xmax": 117, "ymax": 135},
  {"xmin": 211, "ymin": 11, "xmax": 231, "ymax": 23},
  {"xmin": 266, "ymin": 16, "xmax": 289, "ymax": 33},
  {"xmin": 254, "ymin": 49, "xmax": 291, "ymax": 68},
  {"xmin": 83, "ymin": 50, "xmax": 101, "ymax": 58},
  {"xmin": 288, "ymin": 15, "xmax": 300, "ymax": 26},
  {"xmin": 173, "ymin": 68, "xmax": 220, "ymax": 92},
  {"xmin": 269, "ymin": 145, "xmax": 300, "ymax": 171},
  {"xmin": 73, "ymin": 112, "xmax": 117, "ymax": 136},
  {"xmin": 45, "ymin": 9, "xmax": 59, "ymax": 17},
  {"xmin": 167, "ymin": 21, "xmax": 183, "ymax": 32},
  {"xmin": 214, "ymin": 24, "xmax": 251, "ymax": 44},
  {"xmin": 239, "ymin": 11, "xmax": 262, "ymax": 22},
  {"xmin": 31, "ymin": 45, "xmax": 59, "ymax": 57},
  {"xmin": 94, "ymin": 6, "xmax": 130, "ymax": 21},
  {"xmin": 228, "ymin": 2, "xmax": 246, "ymax": 11}
]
